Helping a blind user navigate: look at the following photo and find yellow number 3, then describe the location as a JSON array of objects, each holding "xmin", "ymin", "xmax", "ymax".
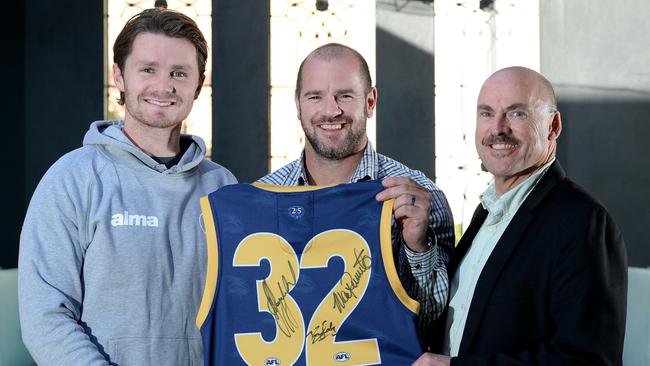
[{"xmin": 233, "ymin": 230, "xmax": 381, "ymax": 366}]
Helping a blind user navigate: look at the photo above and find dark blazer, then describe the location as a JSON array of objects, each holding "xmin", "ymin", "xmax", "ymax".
[{"xmin": 444, "ymin": 161, "xmax": 627, "ymax": 365}]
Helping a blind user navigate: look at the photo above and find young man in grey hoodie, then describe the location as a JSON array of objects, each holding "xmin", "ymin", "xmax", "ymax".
[{"xmin": 18, "ymin": 8, "xmax": 236, "ymax": 365}]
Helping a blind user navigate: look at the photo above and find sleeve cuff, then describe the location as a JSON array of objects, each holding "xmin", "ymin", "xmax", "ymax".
[{"xmin": 404, "ymin": 239, "xmax": 437, "ymax": 276}]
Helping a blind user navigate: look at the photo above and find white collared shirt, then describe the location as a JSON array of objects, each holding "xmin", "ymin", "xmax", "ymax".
[{"xmin": 443, "ymin": 160, "xmax": 554, "ymax": 356}]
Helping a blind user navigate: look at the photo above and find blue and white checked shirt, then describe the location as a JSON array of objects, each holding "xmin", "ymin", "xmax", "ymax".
[{"xmin": 258, "ymin": 143, "xmax": 455, "ymax": 335}]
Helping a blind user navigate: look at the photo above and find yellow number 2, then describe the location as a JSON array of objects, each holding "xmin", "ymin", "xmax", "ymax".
[{"xmin": 302, "ymin": 229, "xmax": 380, "ymax": 365}]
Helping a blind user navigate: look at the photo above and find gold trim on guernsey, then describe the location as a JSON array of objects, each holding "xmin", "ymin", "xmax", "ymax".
[
  {"xmin": 380, "ymin": 199, "xmax": 421, "ymax": 314},
  {"xmin": 196, "ymin": 196, "xmax": 219, "ymax": 329},
  {"xmin": 253, "ymin": 182, "xmax": 334, "ymax": 192}
]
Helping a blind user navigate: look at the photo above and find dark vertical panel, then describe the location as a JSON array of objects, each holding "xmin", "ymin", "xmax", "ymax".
[
  {"xmin": 1, "ymin": 1, "xmax": 25, "ymax": 269},
  {"xmin": 556, "ymin": 97, "xmax": 650, "ymax": 267},
  {"xmin": 376, "ymin": 28, "xmax": 435, "ymax": 179},
  {"xmin": 212, "ymin": 1, "xmax": 270, "ymax": 183},
  {"xmin": 24, "ymin": 0, "xmax": 105, "ymax": 199}
]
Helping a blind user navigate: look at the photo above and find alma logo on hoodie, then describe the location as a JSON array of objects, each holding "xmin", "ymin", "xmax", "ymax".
[{"xmin": 111, "ymin": 211, "xmax": 159, "ymax": 227}]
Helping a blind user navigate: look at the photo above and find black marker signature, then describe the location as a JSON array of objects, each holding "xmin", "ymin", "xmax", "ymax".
[
  {"xmin": 307, "ymin": 320, "xmax": 337, "ymax": 344},
  {"xmin": 262, "ymin": 261, "xmax": 300, "ymax": 337},
  {"xmin": 332, "ymin": 248, "xmax": 372, "ymax": 313}
]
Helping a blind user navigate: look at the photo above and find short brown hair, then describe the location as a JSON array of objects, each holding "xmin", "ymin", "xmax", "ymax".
[
  {"xmin": 295, "ymin": 43, "xmax": 372, "ymax": 98},
  {"xmin": 113, "ymin": 8, "xmax": 208, "ymax": 105}
]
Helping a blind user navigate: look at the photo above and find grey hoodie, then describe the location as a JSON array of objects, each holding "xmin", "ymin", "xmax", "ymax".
[{"xmin": 18, "ymin": 121, "xmax": 237, "ymax": 365}]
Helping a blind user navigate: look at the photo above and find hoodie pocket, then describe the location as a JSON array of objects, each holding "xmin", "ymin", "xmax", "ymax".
[{"xmin": 109, "ymin": 336, "xmax": 202, "ymax": 366}]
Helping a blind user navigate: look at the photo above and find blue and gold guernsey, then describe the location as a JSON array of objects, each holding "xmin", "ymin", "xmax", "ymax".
[{"xmin": 197, "ymin": 180, "xmax": 423, "ymax": 366}]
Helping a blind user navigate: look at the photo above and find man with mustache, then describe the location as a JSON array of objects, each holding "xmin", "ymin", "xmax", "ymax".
[
  {"xmin": 412, "ymin": 67, "xmax": 627, "ymax": 365},
  {"xmin": 259, "ymin": 43, "xmax": 455, "ymax": 345},
  {"xmin": 18, "ymin": 8, "xmax": 236, "ymax": 365}
]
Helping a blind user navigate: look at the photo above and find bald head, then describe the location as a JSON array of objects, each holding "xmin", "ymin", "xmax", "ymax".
[
  {"xmin": 482, "ymin": 66, "xmax": 557, "ymax": 112},
  {"xmin": 295, "ymin": 43, "xmax": 372, "ymax": 98}
]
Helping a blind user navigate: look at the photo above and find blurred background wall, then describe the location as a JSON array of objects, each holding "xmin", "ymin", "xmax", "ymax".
[{"xmin": 2, "ymin": 0, "xmax": 648, "ymax": 268}]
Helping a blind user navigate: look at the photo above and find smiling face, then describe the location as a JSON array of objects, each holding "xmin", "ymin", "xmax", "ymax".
[
  {"xmin": 113, "ymin": 32, "xmax": 203, "ymax": 131},
  {"xmin": 475, "ymin": 67, "xmax": 561, "ymax": 194},
  {"xmin": 296, "ymin": 53, "xmax": 375, "ymax": 161}
]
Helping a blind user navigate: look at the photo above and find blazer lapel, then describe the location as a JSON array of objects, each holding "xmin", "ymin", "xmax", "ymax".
[{"xmin": 457, "ymin": 161, "xmax": 566, "ymax": 355}]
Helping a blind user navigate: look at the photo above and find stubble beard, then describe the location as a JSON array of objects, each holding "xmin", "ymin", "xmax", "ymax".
[{"xmin": 303, "ymin": 114, "xmax": 367, "ymax": 161}]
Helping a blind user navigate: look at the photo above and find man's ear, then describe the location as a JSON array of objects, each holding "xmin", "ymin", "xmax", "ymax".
[
  {"xmin": 295, "ymin": 94, "xmax": 301, "ymax": 121},
  {"xmin": 194, "ymin": 74, "xmax": 206, "ymax": 100},
  {"xmin": 548, "ymin": 110, "xmax": 562, "ymax": 141},
  {"xmin": 113, "ymin": 63, "xmax": 125, "ymax": 92},
  {"xmin": 366, "ymin": 86, "xmax": 378, "ymax": 118}
]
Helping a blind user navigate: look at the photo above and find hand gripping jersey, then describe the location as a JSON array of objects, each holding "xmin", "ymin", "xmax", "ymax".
[{"xmin": 197, "ymin": 180, "xmax": 422, "ymax": 366}]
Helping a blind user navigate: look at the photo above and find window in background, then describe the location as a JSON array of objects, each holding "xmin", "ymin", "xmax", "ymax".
[
  {"xmin": 106, "ymin": 0, "xmax": 213, "ymax": 157},
  {"xmin": 434, "ymin": 0, "xmax": 540, "ymax": 238},
  {"xmin": 269, "ymin": 0, "xmax": 376, "ymax": 171}
]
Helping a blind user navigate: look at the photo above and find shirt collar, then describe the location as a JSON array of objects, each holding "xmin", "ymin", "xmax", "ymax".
[
  {"xmin": 296, "ymin": 141, "xmax": 377, "ymax": 185},
  {"xmin": 480, "ymin": 158, "xmax": 555, "ymax": 219}
]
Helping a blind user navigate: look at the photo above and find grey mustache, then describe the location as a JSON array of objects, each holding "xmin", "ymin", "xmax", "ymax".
[{"xmin": 482, "ymin": 135, "xmax": 520, "ymax": 146}]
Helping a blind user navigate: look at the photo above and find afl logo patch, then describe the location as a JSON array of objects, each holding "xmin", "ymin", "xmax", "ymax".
[
  {"xmin": 334, "ymin": 352, "xmax": 351, "ymax": 361},
  {"xmin": 288, "ymin": 206, "xmax": 305, "ymax": 219},
  {"xmin": 264, "ymin": 357, "xmax": 281, "ymax": 365}
]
